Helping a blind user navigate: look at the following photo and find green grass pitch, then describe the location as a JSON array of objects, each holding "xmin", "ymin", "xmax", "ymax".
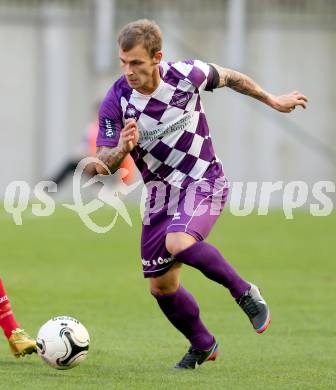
[{"xmin": 0, "ymin": 206, "xmax": 335, "ymax": 389}]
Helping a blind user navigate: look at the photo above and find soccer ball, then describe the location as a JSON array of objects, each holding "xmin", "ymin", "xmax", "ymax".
[{"xmin": 36, "ymin": 316, "xmax": 90, "ymax": 370}]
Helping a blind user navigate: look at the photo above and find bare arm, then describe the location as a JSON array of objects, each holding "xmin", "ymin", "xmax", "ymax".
[
  {"xmin": 96, "ymin": 119, "xmax": 139, "ymax": 175},
  {"xmin": 96, "ymin": 145, "xmax": 128, "ymax": 175},
  {"xmin": 210, "ymin": 63, "xmax": 308, "ymax": 113}
]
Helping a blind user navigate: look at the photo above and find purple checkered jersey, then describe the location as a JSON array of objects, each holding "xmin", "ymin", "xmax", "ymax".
[{"xmin": 97, "ymin": 59, "xmax": 224, "ymax": 188}]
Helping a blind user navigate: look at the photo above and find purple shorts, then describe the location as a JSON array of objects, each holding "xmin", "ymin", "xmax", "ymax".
[{"xmin": 140, "ymin": 175, "xmax": 229, "ymax": 278}]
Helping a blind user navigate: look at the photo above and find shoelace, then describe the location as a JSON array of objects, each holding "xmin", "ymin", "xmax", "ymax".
[
  {"xmin": 11, "ymin": 328, "xmax": 26, "ymax": 336},
  {"xmin": 177, "ymin": 347, "xmax": 200, "ymax": 367},
  {"xmin": 238, "ymin": 295, "xmax": 260, "ymax": 317}
]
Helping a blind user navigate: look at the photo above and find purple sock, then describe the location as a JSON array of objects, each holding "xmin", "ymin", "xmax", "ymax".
[
  {"xmin": 175, "ymin": 241, "xmax": 250, "ymax": 299},
  {"xmin": 153, "ymin": 285, "xmax": 215, "ymax": 350}
]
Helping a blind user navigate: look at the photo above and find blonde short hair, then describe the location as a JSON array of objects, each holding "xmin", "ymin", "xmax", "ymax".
[{"xmin": 117, "ymin": 19, "xmax": 162, "ymax": 58}]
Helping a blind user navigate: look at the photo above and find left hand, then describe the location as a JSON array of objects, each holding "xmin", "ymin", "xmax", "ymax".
[{"xmin": 270, "ymin": 91, "xmax": 308, "ymax": 113}]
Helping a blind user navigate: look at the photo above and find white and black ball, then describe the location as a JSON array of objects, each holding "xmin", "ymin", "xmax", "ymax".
[{"xmin": 36, "ymin": 316, "xmax": 90, "ymax": 370}]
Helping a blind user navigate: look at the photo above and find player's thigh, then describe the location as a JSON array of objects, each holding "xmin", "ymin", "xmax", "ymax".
[
  {"xmin": 165, "ymin": 232, "xmax": 197, "ymax": 256},
  {"xmin": 150, "ymin": 262, "xmax": 183, "ymax": 296}
]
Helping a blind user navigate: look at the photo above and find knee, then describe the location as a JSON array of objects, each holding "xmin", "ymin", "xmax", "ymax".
[
  {"xmin": 149, "ymin": 262, "xmax": 182, "ymax": 296},
  {"xmin": 150, "ymin": 275, "xmax": 180, "ymax": 297},
  {"xmin": 150, "ymin": 282, "xmax": 179, "ymax": 297},
  {"xmin": 165, "ymin": 232, "xmax": 196, "ymax": 256}
]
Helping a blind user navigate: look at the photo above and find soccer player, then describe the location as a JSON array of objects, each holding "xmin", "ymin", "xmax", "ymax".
[
  {"xmin": 95, "ymin": 20, "xmax": 308, "ymax": 369},
  {"xmin": 0, "ymin": 278, "xmax": 36, "ymax": 357}
]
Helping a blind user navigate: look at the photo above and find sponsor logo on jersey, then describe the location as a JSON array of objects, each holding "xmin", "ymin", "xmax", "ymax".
[
  {"xmin": 103, "ymin": 118, "xmax": 116, "ymax": 138},
  {"xmin": 140, "ymin": 112, "xmax": 192, "ymax": 142},
  {"xmin": 171, "ymin": 91, "xmax": 192, "ymax": 107},
  {"xmin": 126, "ymin": 107, "xmax": 136, "ymax": 117}
]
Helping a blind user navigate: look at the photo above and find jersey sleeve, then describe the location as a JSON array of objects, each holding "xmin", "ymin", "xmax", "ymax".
[
  {"xmin": 96, "ymin": 86, "xmax": 123, "ymax": 148},
  {"xmin": 186, "ymin": 59, "xmax": 217, "ymax": 92}
]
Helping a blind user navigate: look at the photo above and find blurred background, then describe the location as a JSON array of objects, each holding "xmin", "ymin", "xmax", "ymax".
[{"xmin": 0, "ymin": 0, "xmax": 335, "ymax": 203}]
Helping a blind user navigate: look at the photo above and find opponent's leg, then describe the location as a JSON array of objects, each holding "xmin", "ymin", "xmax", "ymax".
[
  {"xmin": 51, "ymin": 160, "xmax": 79, "ymax": 186},
  {"xmin": 0, "ymin": 279, "xmax": 36, "ymax": 357},
  {"xmin": 166, "ymin": 233, "xmax": 271, "ymax": 333},
  {"xmin": 150, "ymin": 263, "xmax": 218, "ymax": 369}
]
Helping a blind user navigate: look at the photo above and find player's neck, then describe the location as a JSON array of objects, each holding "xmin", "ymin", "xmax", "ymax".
[{"xmin": 135, "ymin": 67, "xmax": 161, "ymax": 95}]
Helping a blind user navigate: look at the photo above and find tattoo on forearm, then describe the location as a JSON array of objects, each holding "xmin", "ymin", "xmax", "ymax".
[
  {"xmin": 223, "ymin": 69, "xmax": 269, "ymax": 102},
  {"xmin": 96, "ymin": 146, "xmax": 127, "ymax": 173},
  {"xmin": 210, "ymin": 63, "xmax": 270, "ymax": 103}
]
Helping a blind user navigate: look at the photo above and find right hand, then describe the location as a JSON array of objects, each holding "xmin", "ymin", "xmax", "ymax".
[
  {"xmin": 119, "ymin": 119, "xmax": 139, "ymax": 153},
  {"xmin": 269, "ymin": 91, "xmax": 308, "ymax": 113}
]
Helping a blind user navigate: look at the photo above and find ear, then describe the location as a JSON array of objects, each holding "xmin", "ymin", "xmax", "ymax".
[{"xmin": 153, "ymin": 51, "xmax": 163, "ymax": 64}]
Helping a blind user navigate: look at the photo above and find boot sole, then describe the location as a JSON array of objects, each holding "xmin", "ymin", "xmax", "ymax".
[{"xmin": 256, "ymin": 312, "xmax": 272, "ymax": 334}]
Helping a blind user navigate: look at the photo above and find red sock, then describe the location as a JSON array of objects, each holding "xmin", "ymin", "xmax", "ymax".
[{"xmin": 0, "ymin": 279, "xmax": 19, "ymax": 338}]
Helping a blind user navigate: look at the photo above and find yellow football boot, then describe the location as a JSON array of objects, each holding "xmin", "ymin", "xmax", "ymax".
[{"xmin": 8, "ymin": 328, "xmax": 37, "ymax": 358}]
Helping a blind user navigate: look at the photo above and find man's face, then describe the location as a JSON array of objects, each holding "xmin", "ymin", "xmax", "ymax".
[{"xmin": 119, "ymin": 44, "xmax": 161, "ymax": 91}]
